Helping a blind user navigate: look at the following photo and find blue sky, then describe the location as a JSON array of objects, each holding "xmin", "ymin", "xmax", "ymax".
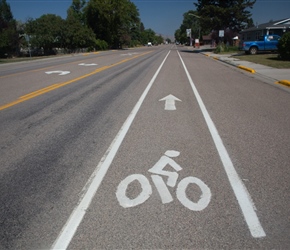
[{"xmin": 7, "ymin": 0, "xmax": 290, "ymax": 38}]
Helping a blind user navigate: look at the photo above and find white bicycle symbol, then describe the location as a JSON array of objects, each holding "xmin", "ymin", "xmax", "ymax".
[{"xmin": 116, "ymin": 150, "xmax": 211, "ymax": 211}]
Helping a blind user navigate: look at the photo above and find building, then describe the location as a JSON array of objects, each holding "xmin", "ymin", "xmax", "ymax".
[{"xmin": 240, "ymin": 18, "xmax": 290, "ymax": 41}]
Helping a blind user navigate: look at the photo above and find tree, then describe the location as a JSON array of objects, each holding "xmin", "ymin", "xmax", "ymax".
[
  {"xmin": 0, "ymin": 0, "xmax": 18, "ymax": 57},
  {"xmin": 116, "ymin": 0, "xmax": 141, "ymax": 47},
  {"xmin": 68, "ymin": 0, "xmax": 86, "ymax": 24},
  {"xmin": 140, "ymin": 28, "xmax": 155, "ymax": 44},
  {"xmin": 175, "ymin": 11, "xmax": 200, "ymax": 45},
  {"xmin": 25, "ymin": 14, "xmax": 65, "ymax": 55},
  {"xmin": 16, "ymin": 20, "xmax": 27, "ymax": 54},
  {"xmin": 278, "ymin": 32, "xmax": 290, "ymax": 61},
  {"xmin": 155, "ymin": 34, "xmax": 164, "ymax": 45},
  {"xmin": 64, "ymin": 0, "xmax": 96, "ymax": 51},
  {"xmin": 194, "ymin": 0, "xmax": 255, "ymax": 42},
  {"xmin": 85, "ymin": 0, "xmax": 110, "ymax": 44},
  {"xmin": 85, "ymin": 0, "xmax": 141, "ymax": 48}
]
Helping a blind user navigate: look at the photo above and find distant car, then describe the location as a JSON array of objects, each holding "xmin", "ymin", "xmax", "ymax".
[{"xmin": 147, "ymin": 42, "xmax": 152, "ymax": 46}]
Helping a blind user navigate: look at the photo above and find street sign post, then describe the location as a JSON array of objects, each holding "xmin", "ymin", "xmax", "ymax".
[{"xmin": 186, "ymin": 29, "xmax": 192, "ymax": 46}]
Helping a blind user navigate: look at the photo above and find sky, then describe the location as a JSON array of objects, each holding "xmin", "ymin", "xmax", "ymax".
[{"xmin": 6, "ymin": 0, "xmax": 290, "ymax": 39}]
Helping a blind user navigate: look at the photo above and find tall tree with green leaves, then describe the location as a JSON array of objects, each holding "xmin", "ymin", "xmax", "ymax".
[
  {"xmin": 0, "ymin": 0, "xmax": 18, "ymax": 57},
  {"xmin": 117, "ymin": 0, "xmax": 141, "ymax": 47},
  {"xmin": 140, "ymin": 28, "xmax": 155, "ymax": 44},
  {"xmin": 85, "ymin": 0, "xmax": 140, "ymax": 48},
  {"xmin": 68, "ymin": 0, "xmax": 86, "ymax": 23},
  {"xmin": 175, "ymin": 11, "xmax": 200, "ymax": 44},
  {"xmin": 64, "ymin": 0, "xmax": 96, "ymax": 51},
  {"xmin": 194, "ymin": 0, "xmax": 255, "ymax": 41},
  {"xmin": 25, "ymin": 14, "xmax": 65, "ymax": 55}
]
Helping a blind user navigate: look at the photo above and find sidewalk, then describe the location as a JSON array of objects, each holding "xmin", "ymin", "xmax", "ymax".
[{"xmin": 189, "ymin": 45, "xmax": 290, "ymax": 88}]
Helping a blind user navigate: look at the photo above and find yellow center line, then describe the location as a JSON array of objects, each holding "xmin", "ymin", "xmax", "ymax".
[
  {"xmin": 19, "ymin": 84, "xmax": 60, "ymax": 99},
  {"xmin": 0, "ymin": 51, "xmax": 152, "ymax": 111}
]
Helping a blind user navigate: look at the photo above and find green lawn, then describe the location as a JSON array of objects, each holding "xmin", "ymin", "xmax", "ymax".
[{"xmin": 232, "ymin": 53, "xmax": 290, "ymax": 69}]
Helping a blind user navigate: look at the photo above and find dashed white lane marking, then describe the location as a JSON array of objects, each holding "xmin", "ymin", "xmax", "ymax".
[
  {"xmin": 177, "ymin": 50, "xmax": 266, "ymax": 238},
  {"xmin": 51, "ymin": 51, "xmax": 171, "ymax": 250}
]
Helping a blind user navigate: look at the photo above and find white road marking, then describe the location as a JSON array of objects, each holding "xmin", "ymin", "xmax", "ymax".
[
  {"xmin": 51, "ymin": 50, "xmax": 171, "ymax": 250},
  {"xmin": 177, "ymin": 50, "xmax": 266, "ymax": 238},
  {"xmin": 45, "ymin": 71, "xmax": 70, "ymax": 76},
  {"xmin": 121, "ymin": 52, "xmax": 138, "ymax": 56},
  {"xmin": 116, "ymin": 150, "xmax": 211, "ymax": 211},
  {"xmin": 159, "ymin": 94, "xmax": 181, "ymax": 110},
  {"xmin": 116, "ymin": 174, "xmax": 152, "ymax": 208},
  {"xmin": 151, "ymin": 175, "xmax": 173, "ymax": 204},
  {"xmin": 148, "ymin": 152, "xmax": 182, "ymax": 187},
  {"xmin": 78, "ymin": 63, "xmax": 97, "ymax": 66},
  {"xmin": 176, "ymin": 176, "xmax": 211, "ymax": 211}
]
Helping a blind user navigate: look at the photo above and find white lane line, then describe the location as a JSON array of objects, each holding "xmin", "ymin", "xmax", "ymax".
[
  {"xmin": 177, "ymin": 50, "xmax": 266, "ymax": 238},
  {"xmin": 51, "ymin": 50, "xmax": 171, "ymax": 250}
]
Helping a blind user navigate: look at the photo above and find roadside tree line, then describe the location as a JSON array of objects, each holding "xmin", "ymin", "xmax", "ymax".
[
  {"xmin": 0, "ymin": 0, "xmax": 165, "ymax": 58},
  {"xmin": 175, "ymin": 0, "xmax": 255, "ymax": 45},
  {"xmin": 174, "ymin": 0, "xmax": 290, "ymax": 60}
]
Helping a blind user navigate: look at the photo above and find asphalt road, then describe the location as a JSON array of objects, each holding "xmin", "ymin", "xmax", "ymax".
[{"xmin": 0, "ymin": 45, "xmax": 289, "ymax": 249}]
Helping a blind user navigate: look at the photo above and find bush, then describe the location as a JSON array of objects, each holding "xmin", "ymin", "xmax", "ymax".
[
  {"xmin": 214, "ymin": 42, "xmax": 239, "ymax": 54},
  {"xmin": 95, "ymin": 39, "xmax": 108, "ymax": 50},
  {"xmin": 278, "ymin": 32, "xmax": 290, "ymax": 60},
  {"xmin": 214, "ymin": 43, "xmax": 226, "ymax": 53},
  {"xmin": 129, "ymin": 40, "xmax": 140, "ymax": 48}
]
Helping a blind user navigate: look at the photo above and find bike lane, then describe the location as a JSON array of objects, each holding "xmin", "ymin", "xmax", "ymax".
[{"xmin": 54, "ymin": 48, "xmax": 267, "ymax": 249}]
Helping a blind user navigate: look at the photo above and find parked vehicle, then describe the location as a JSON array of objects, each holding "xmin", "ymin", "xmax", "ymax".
[{"xmin": 239, "ymin": 35, "xmax": 280, "ymax": 55}]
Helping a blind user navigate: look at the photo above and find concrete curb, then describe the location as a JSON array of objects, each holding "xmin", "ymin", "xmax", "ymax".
[
  {"xmin": 276, "ymin": 80, "xmax": 290, "ymax": 87},
  {"xmin": 237, "ymin": 65, "xmax": 256, "ymax": 74},
  {"xmin": 199, "ymin": 50, "xmax": 290, "ymax": 88},
  {"xmin": 205, "ymin": 53, "xmax": 256, "ymax": 74}
]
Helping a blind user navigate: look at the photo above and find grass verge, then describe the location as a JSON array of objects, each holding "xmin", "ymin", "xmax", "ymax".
[
  {"xmin": 232, "ymin": 53, "xmax": 290, "ymax": 69},
  {"xmin": 0, "ymin": 56, "xmax": 57, "ymax": 64}
]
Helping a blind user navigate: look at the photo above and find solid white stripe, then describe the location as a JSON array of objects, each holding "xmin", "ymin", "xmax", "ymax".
[
  {"xmin": 51, "ymin": 50, "xmax": 171, "ymax": 249},
  {"xmin": 177, "ymin": 50, "xmax": 266, "ymax": 238}
]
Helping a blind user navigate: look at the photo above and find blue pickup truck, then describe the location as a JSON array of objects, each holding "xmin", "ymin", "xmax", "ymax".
[{"xmin": 239, "ymin": 35, "xmax": 280, "ymax": 55}]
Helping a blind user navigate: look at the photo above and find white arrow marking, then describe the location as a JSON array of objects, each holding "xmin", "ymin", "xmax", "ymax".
[
  {"xmin": 78, "ymin": 63, "xmax": 97, "ymax": 66},
  {"xmin": 159, "ymin": 94, "xmax": 182, "ymax": 110},
  {"xmin": 121, "ymin": 52, "xmax": 138, "ymax": 56},
  {"xmin": 45, "ymin": 71, "xmax": 70, "ymax": 76}
]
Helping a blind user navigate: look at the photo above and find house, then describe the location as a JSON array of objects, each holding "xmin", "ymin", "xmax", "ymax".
[
  {"xmin": 202, "ymin": 34, "xmax": 212, "ymax": 45},
  {"xmin": 240, "ymin": 17, "xmax": 290, "ymax": 41}
]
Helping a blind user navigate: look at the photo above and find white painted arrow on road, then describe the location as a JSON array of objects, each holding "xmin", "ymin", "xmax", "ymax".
[
  {"xmin": 78, "ymin": 63, "xmax": 97, "ymax": 66},
  {"xmin": 121, "ymin": 52, "xmax": 138, "ymax": 56},
  {"xmin": 45, "ymin": 71, "xmax": 70, "ymax": 76},
  {"xmin": 159, "ymin": 94, "xmax": 182, "ymax": 110}
]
